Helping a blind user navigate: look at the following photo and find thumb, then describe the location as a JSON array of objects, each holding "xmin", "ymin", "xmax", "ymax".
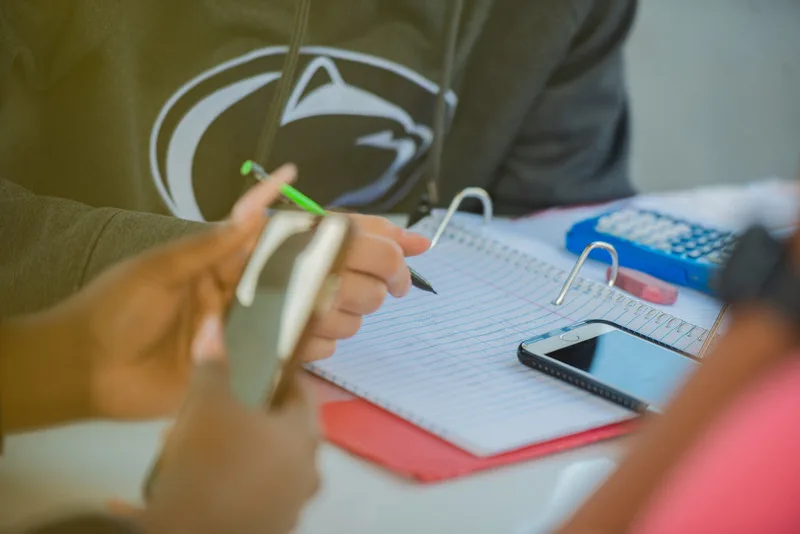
[
  {"xmin": 138, "ymin": 164, "xmax": 297, "ymax": 286},
  {"xmin": 187, "ymin": 314, "xmax": 230, "ymax": 399}
]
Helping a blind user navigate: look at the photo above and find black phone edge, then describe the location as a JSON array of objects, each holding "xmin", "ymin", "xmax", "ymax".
[
  {"xmin": 516, "ymin": 344, "xmax": 648, "ymax": 414},
  {"xmin": 516, "ymin": 318, "xmax": 700, "ymax": 414}
]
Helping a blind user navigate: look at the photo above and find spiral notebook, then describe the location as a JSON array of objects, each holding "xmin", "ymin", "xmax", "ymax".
[{"xmin": 309, "ymin": 213, "xmax": 710, "ymax": 458}]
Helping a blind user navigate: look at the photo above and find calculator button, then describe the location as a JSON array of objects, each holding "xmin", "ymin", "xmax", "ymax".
[
  {"xmin": 674, "ymin": 224, "xmax": 691, "ymax": 234},
  {"xmin": 596, "ymin": 218, "xmax": 613, "ymax": 232},
  {"xmin": 601, "ymin": 222, "xmax": 618, "ymax": 233},
  {"xmin": 672, "ymin": 246, "xmax": 686, "ymax": 254},
  {"xmin": 613, "ymin": 210, "xmax": 633, "ymax": 221},
  {"xmin": 620, "ymin": 226, "xmax": 640, "ymax": 238},
  {"xmin": 688, "ymin": 250, "xmax": 703, "ymax": 259},
  {"xmin": 655, "ymin": 234, "xmax": 678, "ymax": 246},
  {"xmin": 606, "ymin": 226, "xmax": 625, "ymax": 238}
]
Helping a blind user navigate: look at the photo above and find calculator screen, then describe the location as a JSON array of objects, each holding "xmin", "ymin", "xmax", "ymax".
[{"xmin": 546, "ymin": 330, "xmax": 698, "ymax": 408}]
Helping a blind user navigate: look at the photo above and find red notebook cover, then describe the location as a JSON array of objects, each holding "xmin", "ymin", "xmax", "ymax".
[{"xmin": 310, "ymin": 376, "xmax": 636, "ymax": 483}]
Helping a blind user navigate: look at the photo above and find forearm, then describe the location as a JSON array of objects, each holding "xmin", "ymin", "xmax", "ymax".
[
  {"xmin": 0, "ymin": 314, "xmax": 92, "ymax": 435},
  {"xmin": 557, "ymin": 307, "xmax": 797, "ymax": 533},
  {"xmin": 0, "ymin": 179, "xmax": 203, "ymax": 316}
]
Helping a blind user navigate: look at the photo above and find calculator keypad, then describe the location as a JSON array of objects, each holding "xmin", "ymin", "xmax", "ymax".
[{"xmin": 594, "ymin": 209, "xmax": 736, "ymax": 265}]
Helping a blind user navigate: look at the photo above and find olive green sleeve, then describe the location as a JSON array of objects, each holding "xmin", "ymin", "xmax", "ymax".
[{"xmin": 0, "ymin": 179, "xmax": 204, "ymax": 316}]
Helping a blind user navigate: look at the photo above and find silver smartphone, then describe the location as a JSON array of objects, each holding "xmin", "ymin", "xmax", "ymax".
[
  {"xmin": 224, "ymin": 210, "xmax": 351, "ymax": 408},
  {"xmin": 518, "ymin": 320, "xmax": 700, "ymax": 413},
  {"xmin": 143, "ymin": 211, "xmax": 352, "ymax": 498}
]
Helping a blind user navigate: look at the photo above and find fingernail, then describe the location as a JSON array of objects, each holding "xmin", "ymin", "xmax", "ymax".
[
  {"xmin": 391, "ymin": 270, "xmax": 412, "ymax": 298},
  {"xmin": 231, "ymin": 190, "xmax": 267, "ymax": 226},
  {"xmin": 192, "ymin": 315, "xmax": 224, "ymax": 363},
  {"xmin": 231, "ymin": 164, "xmax": 296, "ymax": 225},
  {"xmin": 404, "ymin": 228, "xmax": 431, "ymax": 245},
  {"xmin": 275, "ymin": 162, "xmax": 298, "ymax": 178},
  {"xmin": 403, "ymin": 273, "xmax": 413, "ymax": 296}
]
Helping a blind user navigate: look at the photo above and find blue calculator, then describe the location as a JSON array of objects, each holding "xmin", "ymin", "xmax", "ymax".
[{"xmin": 566, "ymin": 208, "xmax": 738, "ymax": 295}]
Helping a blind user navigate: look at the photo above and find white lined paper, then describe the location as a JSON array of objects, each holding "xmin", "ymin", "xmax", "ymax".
[{"xmin": 308, "ymin": 215, "xmax": 707, "ymax": 456}]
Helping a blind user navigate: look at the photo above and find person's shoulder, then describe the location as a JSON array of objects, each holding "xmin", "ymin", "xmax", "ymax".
[{"xmin": 475, "ymin": 0, "xmax": 634, "ymax": 47}]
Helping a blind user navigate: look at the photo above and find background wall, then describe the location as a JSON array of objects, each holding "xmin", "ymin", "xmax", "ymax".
[{"xmin": 625, "ymin": 0, "xmax": 800, "ymax": 192}]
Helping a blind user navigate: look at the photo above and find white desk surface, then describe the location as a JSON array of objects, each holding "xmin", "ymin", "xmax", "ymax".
[
  {"xmin": 2, "ymin": 210, "xmax": 667, "ymax": 533},
  {"xmin": 0, "ymin": 421, "xmax": 627, "ymax": 533}
]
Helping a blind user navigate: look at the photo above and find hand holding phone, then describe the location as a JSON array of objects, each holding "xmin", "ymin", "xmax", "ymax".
[
  {"xmin": 142, "ymin": 211, "xmax": 351, "ymax": 506},
  {"xmin": 138, "ymin": 318, "xmax": 320, "ymax": 534}
]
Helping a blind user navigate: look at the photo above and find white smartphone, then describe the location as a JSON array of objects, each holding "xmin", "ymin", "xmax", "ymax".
[
  {"xmin": 518, "ymin": 320, "xmax": 700, "ymax": 413},
  {"xmin": 224, "ymin": 210, "xmax": 351, "ymax": 408}
]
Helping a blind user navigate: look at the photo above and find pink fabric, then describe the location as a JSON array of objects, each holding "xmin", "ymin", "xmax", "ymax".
[{"xmin": 631, "ymin": 357, "xmax": 800, "ymax": 534}]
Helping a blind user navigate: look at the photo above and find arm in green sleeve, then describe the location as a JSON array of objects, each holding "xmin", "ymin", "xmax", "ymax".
[{"xmin": 0, "ymin": 179, "xmax": 204, "ymax": 316}]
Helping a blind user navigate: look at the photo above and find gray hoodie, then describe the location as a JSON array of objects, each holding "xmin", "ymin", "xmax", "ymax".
[{"xmin": 0, "ymin": 0, "xmax": 636, "ymax": 315}]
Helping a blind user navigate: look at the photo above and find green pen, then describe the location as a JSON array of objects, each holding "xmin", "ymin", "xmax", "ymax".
[
  {"xmin": 241, "ymin": 160, "xmax": 327, "ymax": 216},
  {"xmin": 241, "ymin": 160, "xmax": 437, "ymax": 295}
]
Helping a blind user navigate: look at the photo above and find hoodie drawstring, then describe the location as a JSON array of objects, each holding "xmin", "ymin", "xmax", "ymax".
[
  {"xmin": 255, "ymin": 0, "xmax": 312, "ymax": 167},
  {"xmin": 425, "ymin": 0, "xmax": 463, "ymax": 207},
  {"xmin": 407, "ymin": 0, "xmax": 463, "ymax": 226},
  {"xmin": 253, "ymin": 0, "xmax": 463, "ymax": 220}
]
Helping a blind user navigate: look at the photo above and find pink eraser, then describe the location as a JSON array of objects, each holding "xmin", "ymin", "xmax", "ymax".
[{"xmin": 606, "ymin": 266, "xmax": 678, "ymax": 305}]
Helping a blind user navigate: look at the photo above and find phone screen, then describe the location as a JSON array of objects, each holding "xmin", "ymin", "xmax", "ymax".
[{"xmin": 545, "ymin": 330, "xmax": 697, "ymax": 408}]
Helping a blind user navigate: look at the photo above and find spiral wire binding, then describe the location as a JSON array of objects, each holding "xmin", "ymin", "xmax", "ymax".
[
  {"xmin": 552, "ymin": 242, "xmax": 619, "ymax": 306},
  {"xmin": 414, "ymin": 214, "xmax": 711, "ymax": 356}
]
